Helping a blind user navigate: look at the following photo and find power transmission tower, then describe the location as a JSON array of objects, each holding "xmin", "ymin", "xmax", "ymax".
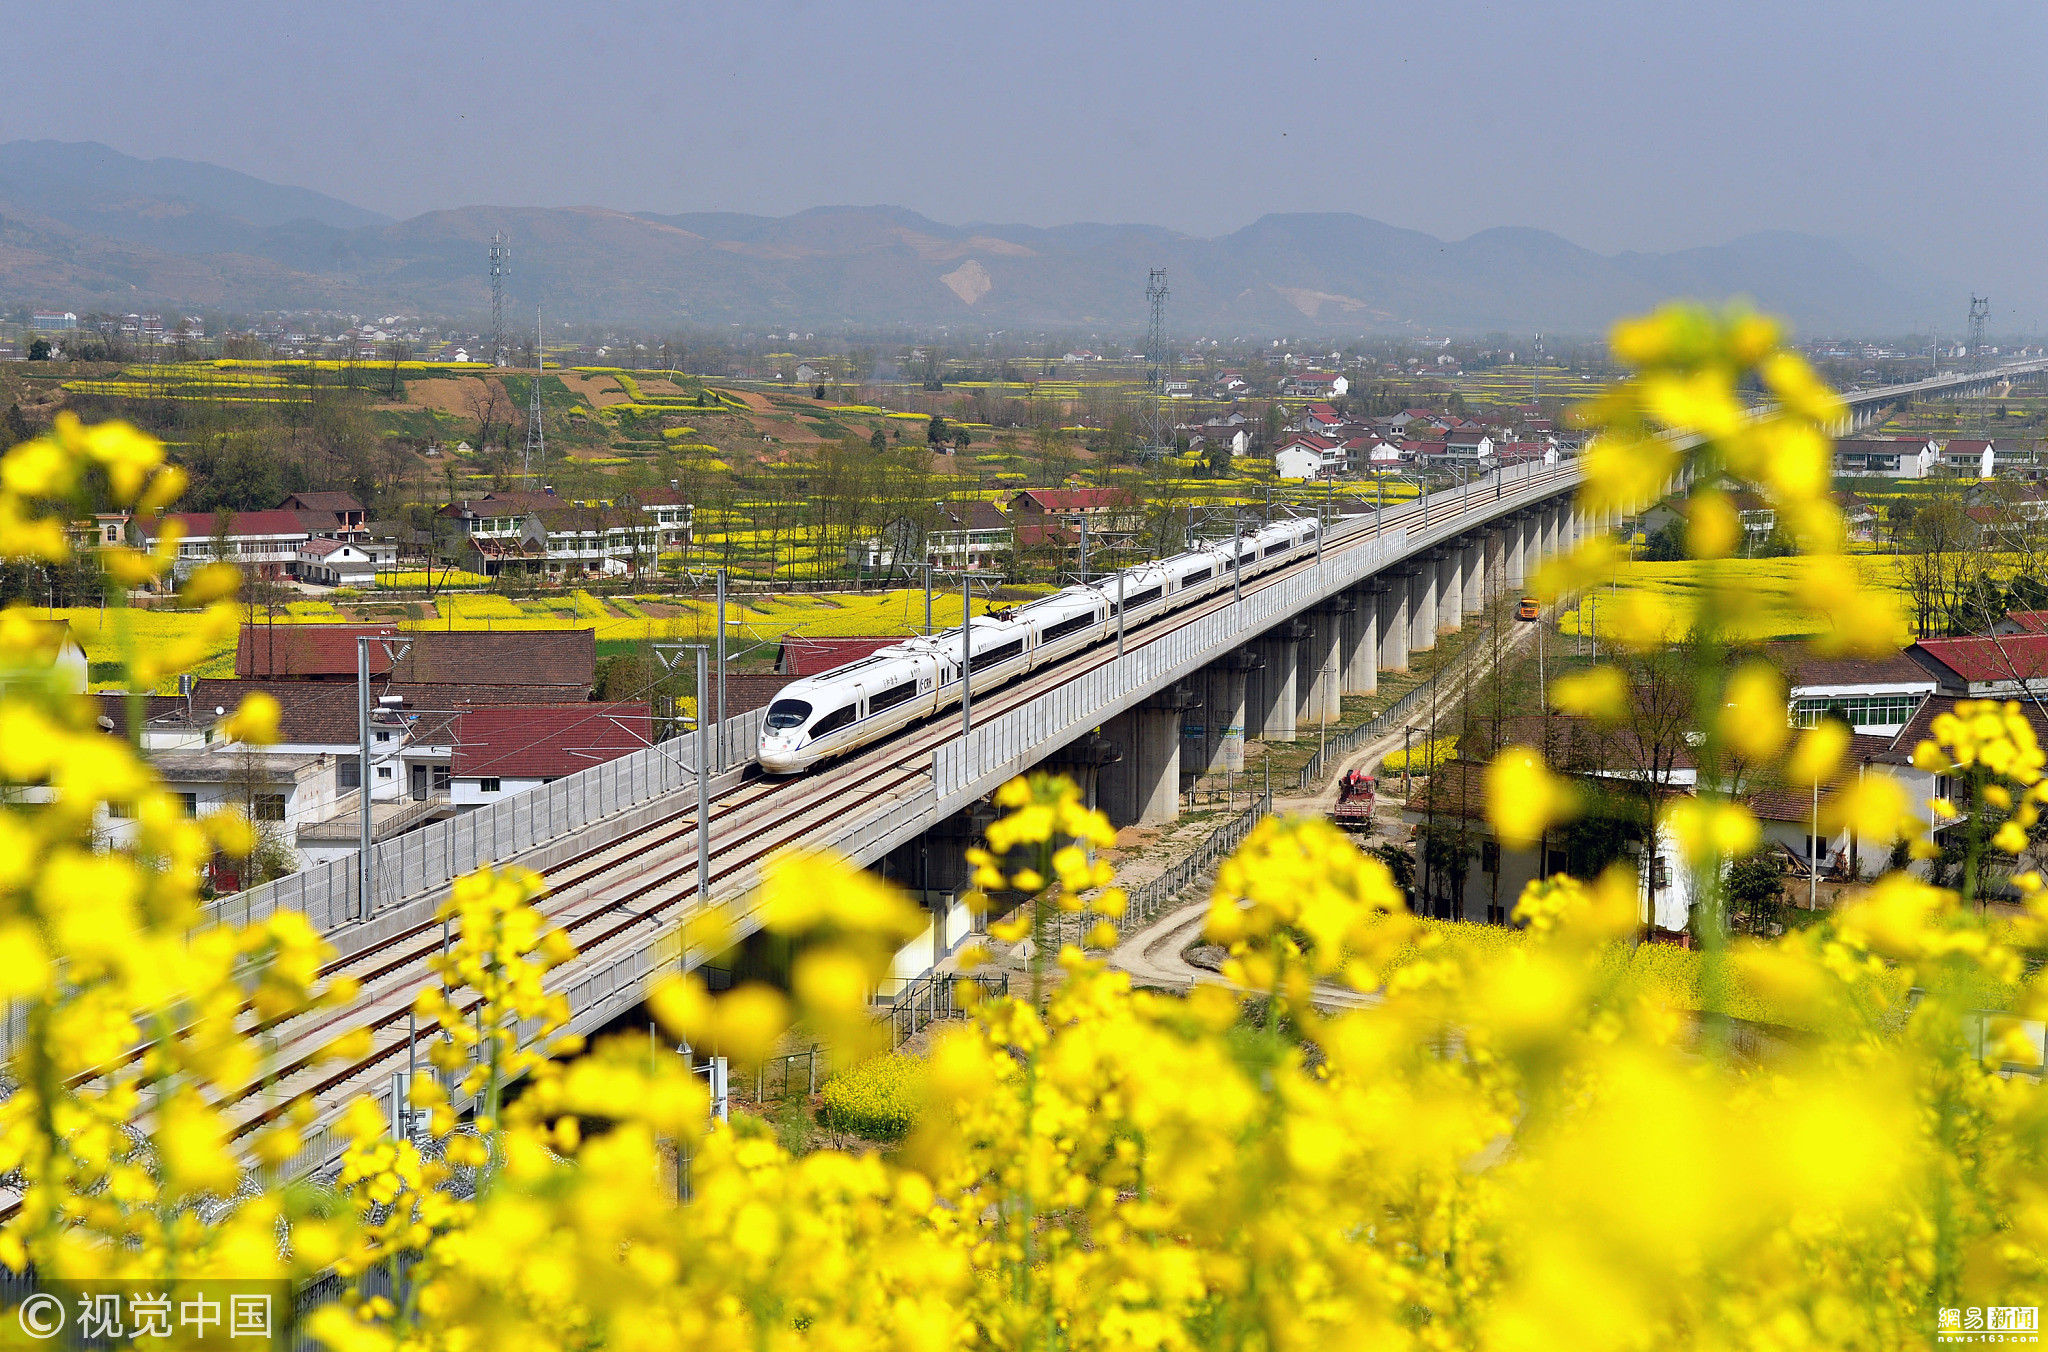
[
  {"xmin": 524, "ymin": 305, "xmax": 545, "ymax": 479},
  {"xmin": 1144, "ymin": 268, "xmax": 1170, "ymax": 453},
  {"xmin": 1968, "ymin": 295, "xmax": 1990, "ymax": 369},
  {"xmin": 1144, "ymin": 268, "xmax": 1170, "ymax": 386},
  {"xmin": 489, "ymin": 232, "xmax": 511, "ymax": 367}
]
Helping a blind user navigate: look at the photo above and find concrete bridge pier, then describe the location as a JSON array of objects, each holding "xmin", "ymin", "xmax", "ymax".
[
  {"xmin": 1205, "ymin": 651, "xmax": 1257, "ymax": 773},
  {"xmin": 1256, "ymin": 622, "xmax": 1307, "ymax": 742},
  {"xmin": 1438, "ymin": 546, "xmax": 1465, "ymax": 635},
  {"xmin": 1100, "ymin": 684, "xmax": 1194, "ymax": 828},
  {"xmin": 1379, "ymin": 573, "xmax": 1411, "ymax": 672},
  {"xmin": 1302, "ymin": 602, "xmax": 1345, "ymax": 723},
  {"xmin": 1409, "ymin": 557, "xmax": 1440, "ymax": 654},
  {"xmin": 1046, "ymin": 731, "xmax": 1121, "ymax": 816},
  {"xmin": 1341, "ymin": 585, "xmax": 1379, "ymax": 696},
  {"xmin": 1504, "ymin": 515, "xmax": 1527, "ymax": 592},
  {"xmin": 1462, "ymin": 535, "xmax": 1485, "ymax": 614},
  {"xmin": 1485, "ymin": 527, "xmax": 1507, "ymax": 606}
]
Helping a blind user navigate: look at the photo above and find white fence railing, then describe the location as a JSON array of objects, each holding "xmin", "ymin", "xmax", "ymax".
[
  {"xmin": 208, "ymin": 461, "xmax": 1579, "ymax": 941},
  {"xmin": 207, "ymin": 707, "xmax": 766, "ymax": 934},
  {"xmin": 930, "ymin": 458, "xmax": 1581, "ymax": 804}
]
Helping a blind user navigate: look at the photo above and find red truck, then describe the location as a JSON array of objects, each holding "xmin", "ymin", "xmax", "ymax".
[{"xmin": 1333, "ymin": 769, "xmax": 1377, "ymax": 831}]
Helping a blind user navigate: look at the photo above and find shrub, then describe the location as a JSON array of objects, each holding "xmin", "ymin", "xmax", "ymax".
[
  {"xmin": 1379, "ymin": 736, "xmax": 1457, "ymax": 775},
  {"xmin": 820, "ymin": 1054, "xmax": 926, "ymax": 1139}
]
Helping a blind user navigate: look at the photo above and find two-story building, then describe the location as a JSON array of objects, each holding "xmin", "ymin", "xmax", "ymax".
[
  {"xmin": 1004, "ymin": 488, "xmax": 1145, "ymax": 555},
  {"xmin": 1274, "ymin": 434, "xmax": 1345, "ymax": 481},
  {"xmin": 1279, "ymin": 372, "xmax": 1348, "ymax": 399},
  {"xmin": 439, "ymin": 491, "xmax": 668, "ymax": 578},
  {"xmin": 1833, "ymin": 437, "xmax": 1937, "ymax": 479},
  {"xmin": 140, "ymin": 509, "xmax": 312, "ymax": 581},
  {"xmin": 622, "ymin": 487, "xmax": 696, "ymax": 555},
  {"xmin": 279, "ymin": 491, "xmax": 369, "ymax": 541},
  {"xmin": 297, "ymin": 538, "xmax": 379, "ymax": 587}
]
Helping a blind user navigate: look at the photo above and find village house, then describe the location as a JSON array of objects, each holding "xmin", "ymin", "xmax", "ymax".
[
  {"xmin": 438, "ymin": 491, "xmax": 670, "ymax": 578},
  {"xmin": 296, "ymin": 538, "xmax": 379, "ymax": 587},
  {"xmin": 1291, "ymin": 402, "xmax": 1344, "ymax": 435},
  {"xmin": 1184, "ymin": 427, "xmax": 1251, "ymax": 460},
  {"xmin": 1767, "ymin": 643, "xmax": 1937, "ymax": 735},
  {"xmin": 450, "ymin": 703, "xmax": 654, "ymax": 809},
  {"xmin": 1278, "ymin": 372, "xmax": 1349, "ymax": 399},
  {"xmin": 279, "ymin": 491, "xmax": 369, "ymax": 540},
  {"xmin": 1832, "ymin": 490, "xmax": 1880, "ymax": 543},
  {"xmin": 1908, "ymin": 634, "xmax": 2048, "ymax": 699},
  {"xmin": 1004, "ymin": 488, "xmax": 1145, "ymax": 553},
  {"xmin": 1273, "ymin": 434, "xmax": 1346, "ymax": 481},
  {"xmin": 139, "ymin": 509, "xmax": 312, "ymax": 581},
  {"xmin": 1832, "ymin": 437, "xmax": 1937, "ymax": 479}
]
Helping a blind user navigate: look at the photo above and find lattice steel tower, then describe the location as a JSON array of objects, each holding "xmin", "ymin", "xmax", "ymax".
[
  {"xmin": 1968, "ymin": 295, "xmax": 1990, "ymax": 368},
  {"xmin": 489, "ymin": 232, "xmax": 511, "ymax": 367},
  {"xmin": 1144, "ymin": 268, "xmax": 1170, "ymax": 387},
  {"xmin": 524, "ymin": 306, "xmax": 546, "ymax": 478}
]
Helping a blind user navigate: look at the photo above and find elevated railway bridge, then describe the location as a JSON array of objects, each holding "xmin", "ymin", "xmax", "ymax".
[{"xmin": 33, "ymin": 357, "xmax": 2048, "ymax": 1181}]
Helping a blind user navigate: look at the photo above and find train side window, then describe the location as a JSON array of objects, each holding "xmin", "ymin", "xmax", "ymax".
[
  {"xmin": 869, "ymin": 683, "xmax": 919, "ymax": 713},
  {"xmin": 812, "ymin": 705, "xmax": 857, "ymax": 736}
]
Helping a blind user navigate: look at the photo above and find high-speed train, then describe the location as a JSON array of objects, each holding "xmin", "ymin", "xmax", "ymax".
[{"xmin": 756, "ymin": 514, "xmax": 1322, "ymax": 773}]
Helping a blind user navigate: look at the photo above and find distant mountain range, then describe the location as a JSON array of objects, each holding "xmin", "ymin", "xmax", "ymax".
[{"xmin": 0, "ymin": 140, "xmax": 1952, "ymax": 335}]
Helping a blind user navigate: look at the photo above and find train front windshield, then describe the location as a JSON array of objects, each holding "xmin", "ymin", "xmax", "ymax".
[{"xmin": 765, "ymin": 699, "xmax": 813, "ymax": 730}]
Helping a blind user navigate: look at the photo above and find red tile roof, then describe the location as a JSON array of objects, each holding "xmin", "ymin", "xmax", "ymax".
[
  {"xmin": 777, "ymin": 636, "xmax": 902, "ymax": 676},
  {"xmin": 2007, "ymin": 610, "xmax": 2048, "ymax": 634},
  {"xmin": 1912, "ymin": 635, "xmax": 2048, "ymax": 684},
  {"xmin": 143, "ymin": 509, "xmax": 308, "ymax": 540},
  {"xmin": 1007, "ymin": 487, "xmax": 1138, "ymax": 514},
  {"xmin": 279, "ymin": 491, "xmax": 365, "ymax": 514},
  {"xmin": 236, "ymin": 626, "xmax": 595, "ymax": 686},
  {"xmin": 452, "ymin": 703, "xmax": 653, "ymax": 780},
  {"xmin": 1007, "ymin": 488, "xmax": 1139, "ymax": 514},
  {"xmin": 237, "ymin": 625, "xmax": 401, "ymax": 678}
]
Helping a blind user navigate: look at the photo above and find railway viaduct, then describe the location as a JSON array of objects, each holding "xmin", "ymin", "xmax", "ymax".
[{"xmin": 47, "ymin": 358, "xmax": 2048, "ymax": 1179}]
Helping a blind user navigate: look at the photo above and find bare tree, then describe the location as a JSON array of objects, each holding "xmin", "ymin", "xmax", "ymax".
[{"xmin": 464, "ymin": 378, "xmax": 514, "ymax": 462}]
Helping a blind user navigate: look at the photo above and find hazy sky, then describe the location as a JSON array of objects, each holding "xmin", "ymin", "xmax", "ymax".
[{"xmin": 10, "ymin": 0, "xmax": 2047, "ymax": 320}]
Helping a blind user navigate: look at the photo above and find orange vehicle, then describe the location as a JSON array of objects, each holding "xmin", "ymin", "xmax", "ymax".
[{"xmin": 1516, "ymin": 596, "xmax": 1541, "ymax": 621}]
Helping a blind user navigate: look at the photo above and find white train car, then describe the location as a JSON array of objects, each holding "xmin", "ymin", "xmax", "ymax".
[
  {"xmin": 758, "ymin": 647, "xmax": 946, "ymax": 773},
  {"xmin": 758, "ymin": 513, "xmax": 1327, "ymax": 773}
]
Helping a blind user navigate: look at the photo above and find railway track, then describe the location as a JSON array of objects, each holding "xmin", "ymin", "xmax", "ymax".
[{"xmin": 40, "ymin": 467, "xmax": 1583, "ymax": 1182}]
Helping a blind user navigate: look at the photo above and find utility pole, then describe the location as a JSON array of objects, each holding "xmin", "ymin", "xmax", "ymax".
[
  {"xmin": 923, "ymin": 564, "xmax": 933, "ymax": 636},
  {"xmin": 1116, "ymin": 570, "xmax": 1126, "ymax": 657},
  {"xmin": 1232, "ymin": 508, "xmax": 1243, "ymax": 605},
  {"xmin": 715, "ymin": 568, "xmax": 728, "ymax": 771},
  {"xmin": 653, "ymin": 643, "xmax": 714, "ymax": 915},
  {"xmin": 961, "ymin": 571, "xmax": 974, "ymax": 736},
  {"xmin": 356, "ymin": 635, "xmax": 409, "ymax": 921},
  {"xmin": 696, "ymin": 646, "xmax": 712, "ymax": 902},
  {"xmin": 1809, "ymin": 778, "xmax": 1820, "ymax": 910},
  {"xmin": 523, "ymin": 305, "xmax": 545, "ymax": 478}
]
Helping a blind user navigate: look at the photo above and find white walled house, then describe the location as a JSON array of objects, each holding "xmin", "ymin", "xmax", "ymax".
[
  {"xmin": 1771, "ymin": 646, "xmax": 1937, "ymax": 735},
  {"xmin": 297, "ymin": 538, "xmax": 378, "ymax": 587},
  {"xmin": 1833, "ymin": 437, "xmax": 1937, "ymax": 479},
  {"xmin": 142, "ymin": 510, "xmax": 311, "ymax": 581},
  {"xmin": 450, "ymin": 703, "xmax": 653, "ymax": 809},
  {"xmin": 1274, "ymin": 444, "xmax": 1325, "ymax": 481}
]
